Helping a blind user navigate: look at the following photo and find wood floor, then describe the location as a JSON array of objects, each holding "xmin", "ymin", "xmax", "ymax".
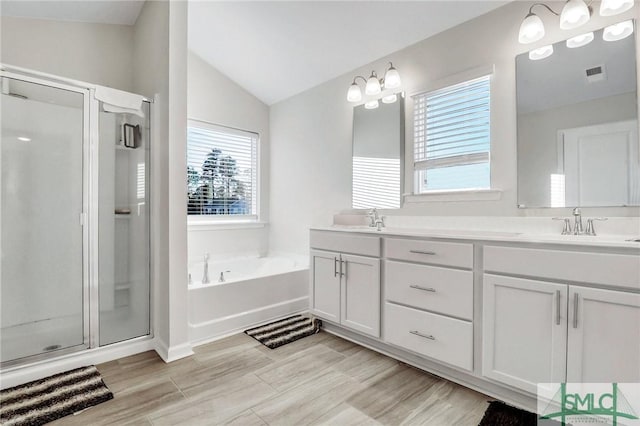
[{"xmin": 51, "ymin": 331, "xmax": 491, "ymax": 425}]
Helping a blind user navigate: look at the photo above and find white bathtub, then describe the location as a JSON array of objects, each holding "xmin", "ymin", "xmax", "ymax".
[{"xmin": 188, "ymin": 254, "xmax": 310, "ymax": 345}]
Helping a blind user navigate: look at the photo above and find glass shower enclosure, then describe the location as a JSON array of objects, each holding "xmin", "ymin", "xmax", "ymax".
[{"xmin": 0, "ymin": 70, "xmax": 151, "ymax": 366}]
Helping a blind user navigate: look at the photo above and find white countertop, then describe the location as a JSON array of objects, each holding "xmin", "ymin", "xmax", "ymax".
[{"xmin": 311, "ymin": 225, "xmax": 640, "ymax": 249}]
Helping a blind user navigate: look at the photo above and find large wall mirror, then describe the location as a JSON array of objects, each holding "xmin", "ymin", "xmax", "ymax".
[
  {"xmin": 352, "ymin": 96, "xmax": 405, "ymax": 209},
  {"xmin": 516, "ymin": 22, "xmax": 638, "ymax": 208}
]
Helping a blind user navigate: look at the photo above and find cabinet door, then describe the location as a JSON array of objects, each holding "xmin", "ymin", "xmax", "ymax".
[
  {"xmin": 310, "ymin": 249, "xmax": 341, "ymax": 322},
  {"xmin": 483, "ymin": 274, "xmax": 567, "ymax": 394},
  {"xmin": 567, "ymin": 287, "xmax": 640, "ymax": 383},
  {"xmin": 341, "ymin": 254, "xmax": 380, "ymax": 337}
]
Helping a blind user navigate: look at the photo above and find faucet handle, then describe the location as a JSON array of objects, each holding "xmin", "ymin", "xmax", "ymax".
[
  {"xmin": 585, "ymin": 218, "xmax": 607, "ymax": 236},
  {"xmin": 572, "ymin": 207, "xmax": 581, "ymax": 215},
  {"xmin": 552, "ymin": 217, "xmax": 572, "ymax": 235}
]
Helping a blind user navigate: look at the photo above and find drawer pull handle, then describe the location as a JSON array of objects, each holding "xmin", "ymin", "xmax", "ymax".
[
  {"xmin": 409, "ymin": 330, "xmax": 435, "ymax": 340},
  {"xmin": 409, "ymin": 250, "xmax": 436, "ymax": 256},
  {"xmin": 409, "ymin": 285, "xmax": 436, "ymax": 293},
  {"xmin": 555, "ymin": 290, "xmax": 561, "ymax": 325},
  {"xmin": 573, "ymin": 293, "xmax": 579, "ymax": 329}
]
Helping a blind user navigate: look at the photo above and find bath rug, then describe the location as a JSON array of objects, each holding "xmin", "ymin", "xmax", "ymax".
[
  {"xmin": 0, "ymin": 365, "xmax": 113, "ymax": 426},
  {"xmin": 478, "ymin": 401, "xmax": 566, "ymax": 426},
  {"xmin": 245, "ymin": 315, "xmax": 322, "ymax": 349}
]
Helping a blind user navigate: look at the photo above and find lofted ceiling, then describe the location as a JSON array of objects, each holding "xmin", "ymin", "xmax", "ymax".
[
  {"xmin": 0, "ymin": 0, "xmax": 145, "ymax": 25},
  {"xmin": 188, "ymin": 1, "xmax": 509, "ymax": 105}
]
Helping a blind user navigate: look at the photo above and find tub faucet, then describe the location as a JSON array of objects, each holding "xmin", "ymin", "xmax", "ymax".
[
  {"xmin": 202, "ymin": 253, "xmax": 210, "ymax": 284},
  {"xmin": 218, "ymin": 270, "xmax": 230, "ymax": 283}
]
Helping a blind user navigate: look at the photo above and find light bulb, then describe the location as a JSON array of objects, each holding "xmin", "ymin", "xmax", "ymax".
[
  {"xmin": 529, "ymin": 44, "xmax": 554, "ymax": 60},
  {"xmin": 518, "ymin": 13, "xmax": 545, "ymax": 44},
  {"xmin": 566, "ymin": 31, "xmax": 594, "ymax": 48},
  {"xmin": 560, "ymin": 0, "xmax": 591, "ymax": 30},
  {"xmin": 382, "ymin": 94, "xmax": 398, "ymax": 104},
  {"xmin": 347, "ymin": 82, "xmax": 362, "ymax": 102},
  {"xmin": 600, "ymin": 0, "xmax": 634, "ymax": 16},
  {"xmin": 603, "ymin": 20, "xmax": 634, "ymax": 41},
  {"xmin": 365, "ymin": 72, "xmax": 381, "ymax": 95},
  {"xmin": 364, "ymin": 100, "xmax": 379, "ymax": 109},
  {"xmin": 383, "ymin": 63, "xmax": 401, "ymax": 89}
]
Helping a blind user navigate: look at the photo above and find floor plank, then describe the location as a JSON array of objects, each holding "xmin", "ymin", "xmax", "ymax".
[{"xmin": 50, "ymin": 330, "xmax": 490, "ymax": 425}]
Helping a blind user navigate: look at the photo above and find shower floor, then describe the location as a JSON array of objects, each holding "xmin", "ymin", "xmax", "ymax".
[{"xmin": 0, "ymin": 314, "xmax": 85, "ymax": 364}]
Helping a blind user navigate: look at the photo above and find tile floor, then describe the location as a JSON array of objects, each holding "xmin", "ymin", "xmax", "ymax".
[{"xmin": 52, "ymin": 331, "xmax": 491, "ymax": 425}]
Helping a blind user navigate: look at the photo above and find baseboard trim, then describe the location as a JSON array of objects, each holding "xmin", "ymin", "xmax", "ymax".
[
  {"xmin": 1, "ymin": 337, "xmax": 156, "ymax": 389},
  {"xmin": 189, "ymin": 297, "xmax": 309, "ymax": 347},
  {"xmin": 154, "ymin": 339, "xmax": 193, "ymax": 363},
  {"xmin": 322, "ymin": 322, "xmax": 537, "ymax": 413}
]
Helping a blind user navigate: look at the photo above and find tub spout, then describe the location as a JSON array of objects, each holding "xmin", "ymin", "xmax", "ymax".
[{"xmin": 202, "ymin": 253, "xmax": 210, "ymax": 284}]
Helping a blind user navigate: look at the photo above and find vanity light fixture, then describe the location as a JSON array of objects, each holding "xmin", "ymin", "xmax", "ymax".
[
  {"xmin": 566, "ymin": 31, "xmax": 594, "ymax": 47},
  {"xmin": 17, "ymin": 136, "xmax": 31, "ymax": 142},
  {"xmin": 529, "ymin": 44, "xmax": 554, "ymax": 60},
  {"xmin": 518, "ymin": 4, "xmax": 559, "ymax": 44},
  {"xmin": 560, "ymin": 0, "xmax": 591, "ymax": 29},
  {"xmin": 603, "ymin": 19, "xmax": 634, "ymax": 41},
  {"xmin": 347, "ymin": 62, "xmax": 402, "ymax": 104},
  {"xmin": 600, "ymin": 0, "xmax": 634, "ymax": 16}
]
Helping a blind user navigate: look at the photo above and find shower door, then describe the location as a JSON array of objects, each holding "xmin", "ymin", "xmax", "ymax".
[{"xmin": 1, "ymin": 75, "xmax": 89, "ymax": 364}]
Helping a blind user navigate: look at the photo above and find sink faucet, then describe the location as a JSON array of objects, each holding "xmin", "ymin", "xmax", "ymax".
[
  {"xmin": 374, "ymin": 216, "xmax": 385, "ymax": 231},
  {"xmin": 572, "ymin": 208, "xmax": 584, "ymax": 235},
  {"xmin": 202, "ymin": 253, "xmax": 210, "ymax": 284},
  {"xmin": 367, "ymin": 209, "xmax": 380, "ymax": 227}
]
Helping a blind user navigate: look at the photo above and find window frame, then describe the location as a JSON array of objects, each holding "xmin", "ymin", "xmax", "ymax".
[
  {"xmin": 409, "ymin": 66, "xmax": 498, "ymax": 201},
  {"xmin": 186, "ymin": 119, "xmax": 260, "ymax": 226}
]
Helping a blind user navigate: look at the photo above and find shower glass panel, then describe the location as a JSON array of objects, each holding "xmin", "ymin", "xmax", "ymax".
[
  {"xmin": 98, "ymin": 102, "xmax": 150, "ymax": 346},
  {"xmin": 1, "ymin": 77, "xmax": 87, "ymax": 363}
]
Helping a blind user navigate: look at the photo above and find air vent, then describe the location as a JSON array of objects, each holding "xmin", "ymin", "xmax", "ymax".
[{"xmin": 585, "ymin": 64, "xmax": 606, "ymax": 83}]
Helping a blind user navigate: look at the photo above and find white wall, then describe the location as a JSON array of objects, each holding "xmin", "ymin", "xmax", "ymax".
[
  {"xmin": 1, "ymin": 16, "xmax": 134, "ymax": 92},
  {"xmin": 269, "ymin": 1, "xmax": 640, "ymax": 254},
  {"xmin": 187, "ymin": 51, "xmax": 270, "ymax": 261},
  {"xmin": 133, "ymin": 0, "xmax": 191, "ymax": 361}
]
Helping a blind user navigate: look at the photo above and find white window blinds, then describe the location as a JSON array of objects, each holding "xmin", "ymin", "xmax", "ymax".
[
  {"xmin": 413, "ymin": 75, "xmax": 491, "ymax": 192},
  {"xmin": 187, "ymin": 121, "xmax": 258, "ymax": 219}
]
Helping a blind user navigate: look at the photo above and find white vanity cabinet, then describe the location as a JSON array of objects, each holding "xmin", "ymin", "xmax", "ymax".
[
  {"xmin": 567, "ymin": 286, "xmax": 640, "ymax": 383},
  {"xmin": 482, "ymin": 274, "xmax": 568, "ymax": 394},
  {"xmin": 309, "ymin": 231, "xmax": 381, "ymax": 337},
  {"xmin": 383, "ymin": 237, "xmax": 475, "ymax": 371},
  {"xmin": 483, "ymin": 245, "xmax": 640, "ymax": 394}
]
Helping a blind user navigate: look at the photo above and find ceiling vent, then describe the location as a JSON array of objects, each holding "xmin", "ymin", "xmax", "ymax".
[{"xmin": 585, "ymin": 64, "xmax": 606, "ymax": 83}]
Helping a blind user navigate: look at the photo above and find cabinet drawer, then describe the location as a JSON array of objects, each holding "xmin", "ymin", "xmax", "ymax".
[
  {"xmin": 385, "ymin": 260, "xmax": 473, "ymax": 320},
  {"xmin": 310, "ymin": 230, "xmax": 380, "ymax": 257},
  {"xmin": 484, "ymin": 246, "xmax": 640, "ymax": 290},
  {"xmin": 384, "ymin": 302, "xmax": 473, "ymax": 371},
  {"xmin": 384, "ymin": 238, "xmax": 473, "ymax": 269}
]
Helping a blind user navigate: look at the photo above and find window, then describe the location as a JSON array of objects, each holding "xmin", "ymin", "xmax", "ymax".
[
  {"xmin": 413, "ymin": 75, "xmax": 491, "ymax": 193},
  {"xmin": 187, "ymin": 120, "xmax": 258, "ymax": 221}
]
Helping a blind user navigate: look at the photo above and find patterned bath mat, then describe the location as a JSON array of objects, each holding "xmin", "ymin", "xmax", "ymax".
[
  {"xmin": 478, "ymin": 401, "xmax": 566, "ymax": 425},
  {"xmin": 0, "ymin": 365, "xmax": 113, "ymax": 426},
  {"xmin": 245, "ymin": 315, "xmax": 322, "ymax": 349}
]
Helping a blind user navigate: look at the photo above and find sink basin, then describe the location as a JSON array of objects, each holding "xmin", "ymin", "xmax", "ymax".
[{"xmin": 330, "ymin": 225, "xmax": 522, "ymax": 238}]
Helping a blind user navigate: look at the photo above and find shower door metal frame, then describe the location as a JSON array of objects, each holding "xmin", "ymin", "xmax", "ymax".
[{"xmin": 0, "ymin": 71, "xmax": 92, "ymax": 367}]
